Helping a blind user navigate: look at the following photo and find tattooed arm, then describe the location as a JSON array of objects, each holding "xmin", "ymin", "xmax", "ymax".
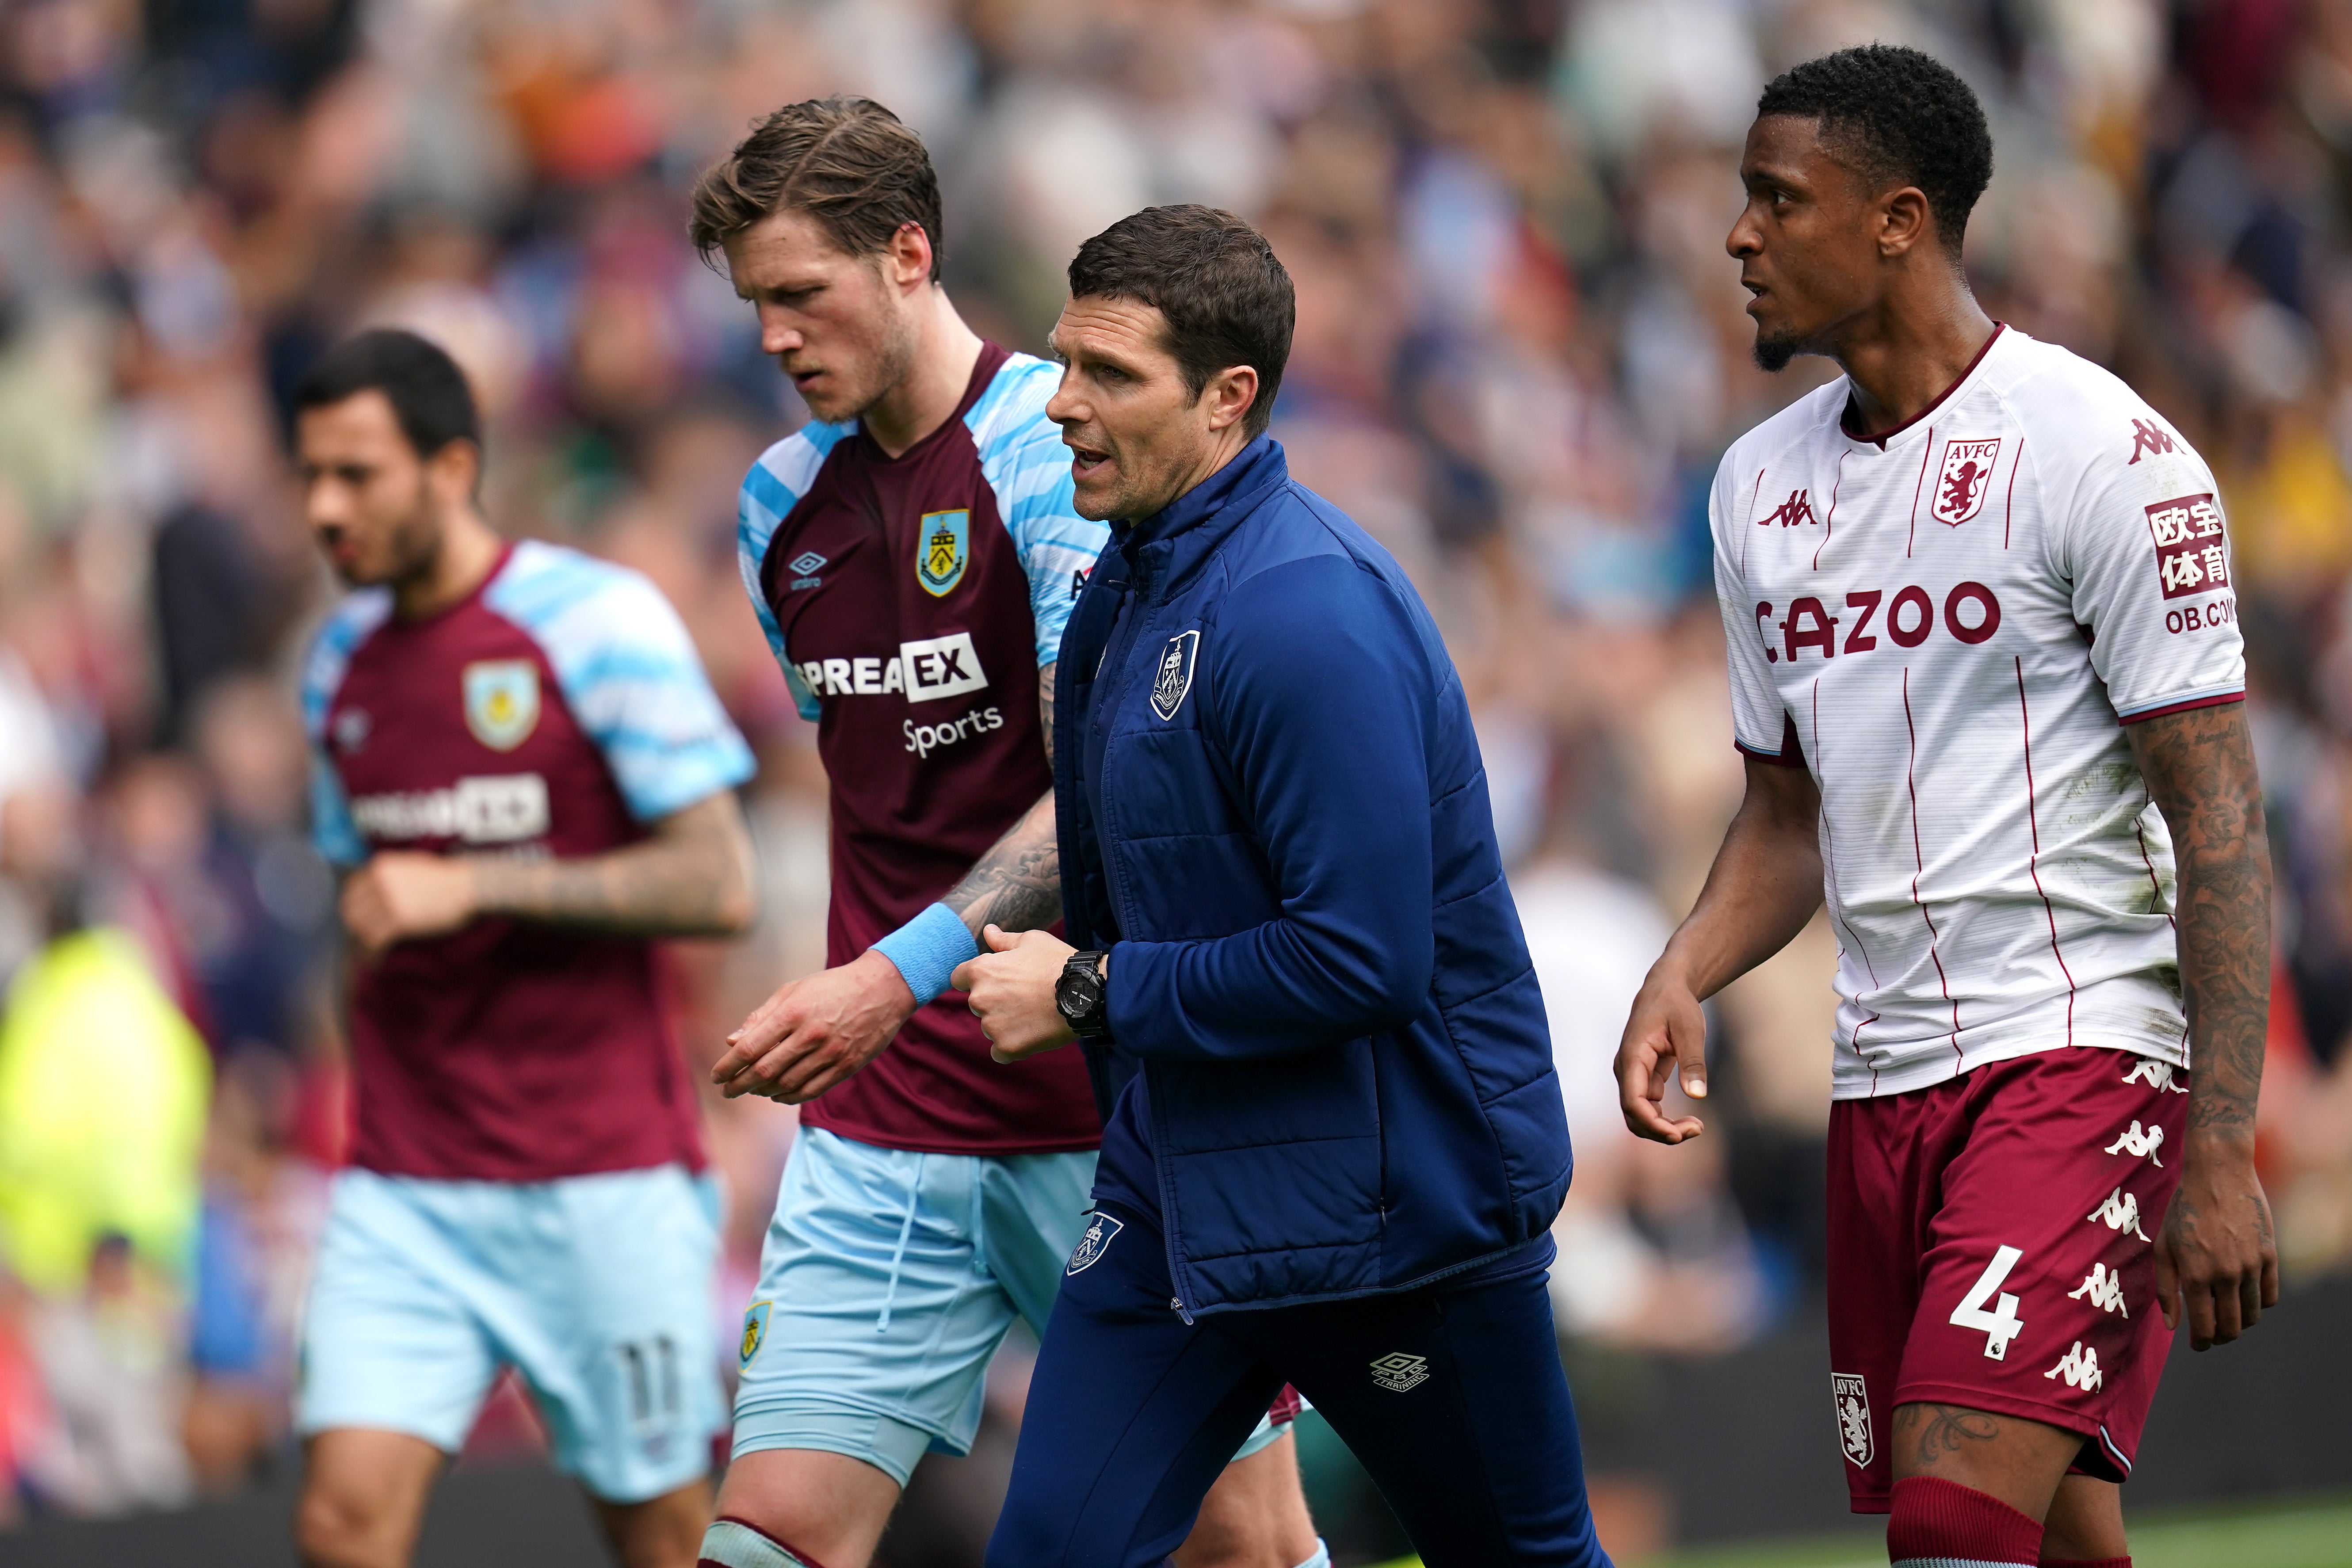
[
  {"xmin": 712, "ymin": 666, "xmax": 1066, "ymax": 1101},
  {"xmin": 340, "ymin": 790, "xmax": 757, "ymax": 957},
  {"xmin": 941, "ymin": 790, "xmax": 1061, "ymax": 937},
  {"xmin": 2126, "ymin": 700, "xmax": 2278, "ymax": 1350}
]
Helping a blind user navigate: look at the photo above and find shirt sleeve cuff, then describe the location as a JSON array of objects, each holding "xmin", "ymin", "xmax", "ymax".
[{"xmin": 870, "ymin": 902, "xmax": 979, "ymax": 1006}]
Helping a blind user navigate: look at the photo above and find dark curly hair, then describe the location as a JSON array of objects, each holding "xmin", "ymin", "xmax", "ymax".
[{"xmin": 1757, "ymin": 44, "xmax": 1993, "ymax": 254}]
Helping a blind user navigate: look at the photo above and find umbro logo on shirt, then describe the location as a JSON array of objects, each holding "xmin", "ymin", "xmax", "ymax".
[
  {"xmin": 1368, "ymin": 1352, "xmax": 1429, "ymax": 1393},
  {"xmin": 787, "ymin": 551, "xmax": 827, "ymax": 591}
]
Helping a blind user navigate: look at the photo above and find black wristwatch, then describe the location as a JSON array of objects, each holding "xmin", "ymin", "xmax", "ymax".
[{"xmin": 1055, "ymin": 950, "xmax": 1112, "ymax": 1040}]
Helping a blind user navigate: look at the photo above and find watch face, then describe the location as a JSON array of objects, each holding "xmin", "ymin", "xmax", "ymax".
[{"xmin": 1057, "ymin": 966, "xmax": 1101, "ymax": 1020}]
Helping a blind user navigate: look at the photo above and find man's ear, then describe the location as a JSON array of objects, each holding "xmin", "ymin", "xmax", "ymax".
[
  {"xmin": 1202, "ymin": 364, "xmax": 1260, "ymax": 433},
  {"xmin": 427, "ymin": 438, "xmax": 482, "ymax": 506},
  {"xmin": 1877, "ymin": 186, "xmax": 1932, "ymax": 260},
  {"xmin": 886, "ymin": 221, "xmax": 936, "ymax": 290}
]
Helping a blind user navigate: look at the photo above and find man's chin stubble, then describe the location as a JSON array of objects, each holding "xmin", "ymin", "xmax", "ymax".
[{"xmin": 1753, "ymin": 333, "xmax": 1800, "ymax": 374}]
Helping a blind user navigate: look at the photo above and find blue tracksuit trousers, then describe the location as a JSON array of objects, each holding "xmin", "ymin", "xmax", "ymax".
[{"xmin": 985, "ymin": 1205, "xmax": 1612, "ymax": 1568}]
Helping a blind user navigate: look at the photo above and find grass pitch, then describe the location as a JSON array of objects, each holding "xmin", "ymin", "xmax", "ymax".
[{"xmin": 1369, "ymin": 1492, "xmax": 2352, "ymax": 1568}]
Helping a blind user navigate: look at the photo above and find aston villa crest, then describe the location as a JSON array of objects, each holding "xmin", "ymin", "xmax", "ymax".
[
  {"xmin": 1150, "ymin": 630, "xmax": 1199, "ymax": 721},
  {"xmin": 1066, "ymin": 1211, "xmax": 1122, "ymax": 1275},
  {"xmin": 1832, "ymin": 1373, "xmax": 1873, "ymax": 1468},
  {"xmin": 462, "ymin": 660, "xmax": 540, "ymax": 751},
  {"xmin": 917, "ymin": 508, "xmax": 969, "ymax": 597},
  {"xmin": 1933, "ymin": 438, "xmax": 2001, "ymax": 526}
]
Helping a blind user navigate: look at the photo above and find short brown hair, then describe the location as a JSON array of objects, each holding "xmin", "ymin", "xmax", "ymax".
[
  {"xmin": 688, "ymin": 97, "xmax": 944, "ymax": 280},
  {"xmin": 1068, "ymin": 206, "xmax": 1294, "ymax": 439}
]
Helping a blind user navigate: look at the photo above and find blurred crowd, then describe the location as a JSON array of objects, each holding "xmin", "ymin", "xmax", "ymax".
[{"xmin": 0, "ymin": 0, "xmax": 2347, "ymax": 1543}]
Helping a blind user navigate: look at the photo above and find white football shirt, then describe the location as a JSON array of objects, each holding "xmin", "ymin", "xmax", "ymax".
[{"xmin": 1710, "ymin": 326, "xmax": 2243, "ymax": 1099}]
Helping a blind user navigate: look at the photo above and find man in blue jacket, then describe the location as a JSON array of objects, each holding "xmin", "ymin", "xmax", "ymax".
[{"xmin": 956, "ymin": 205, "xmax": 1610, "ymax": 1568}]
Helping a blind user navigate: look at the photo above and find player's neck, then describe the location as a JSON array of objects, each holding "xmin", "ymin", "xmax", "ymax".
[
  {"xmin": 863, "ymin": 287, "xmax": 985, "ymax": 460},
  {"xmin": 1833, "ymin": 281, "xmax": 1997, "ymax": 441},
  {"xmin": 393, "ymin": 507, "xmax": 504, "ymax": 622}
]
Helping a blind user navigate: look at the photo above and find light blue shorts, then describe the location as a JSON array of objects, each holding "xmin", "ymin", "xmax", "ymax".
[
  {"xmin": 297, "ymin": 1164, "xmax": 724, "ymax": 1503},
  {"xmin": 733, "ymin": 1129, "xmax": 1284, "ymax": 1487}
]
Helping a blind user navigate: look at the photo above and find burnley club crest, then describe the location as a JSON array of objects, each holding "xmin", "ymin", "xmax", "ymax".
[
  {"xmin": 1065, "ymin": 1211, "xmax": 1122, "ymax": 1275},
  {"xmin": 917, "ymin": 508, "xmax": 969, "ymax": 597},
  {"xmin": 462, "ymin": 660, "xmax": 541, "ymax": 751},
  {"xmin": 1150, "ymin": 630, "xmax": 1200, "ymax": 721}
]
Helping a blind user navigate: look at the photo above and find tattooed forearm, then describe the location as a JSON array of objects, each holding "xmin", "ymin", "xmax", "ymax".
[
  {"xmin": 1039, "ymin": 660, "xmax": 1056, "ymax": 767},
  {"xmin": 944, "ymin": 789, "xmax": 1061, "ymax": 935},
  {"xmin": 470, "ymin": 790, "xmax": 758, "ymax": 936},
  {"xmin": 2125, "ymin": 703, "xmax": 2270, "ymax": 1138},
  {"xmin": 1892, "ymin": 1403, "xmax": 2001, "ymax": 1469}
]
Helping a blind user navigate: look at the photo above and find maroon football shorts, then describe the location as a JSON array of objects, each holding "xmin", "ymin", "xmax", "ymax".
[{"xmin": 1826, "ymin": 1046, "xmax": 2188, "ymax": 1512}]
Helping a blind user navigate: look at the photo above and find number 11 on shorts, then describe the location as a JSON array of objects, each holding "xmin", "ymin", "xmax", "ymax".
[{"xmin": 1951, "ymin": 1245, "xmax": 2026, "ymax": 1360}]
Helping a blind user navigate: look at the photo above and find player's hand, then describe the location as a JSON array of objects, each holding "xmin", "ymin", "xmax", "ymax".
[
  {"xmin": 1614, "ymin": 959, "xmax": 1708, "ymax": 1144},
  {"xmin": 954, "ymin": 924, "xmax": 1077, "ymax": 1064},
  {"xmin": 712, "ymin": 949, "xmax": 917, "ymax": 1102},
  {"xmin": 2154, "ymin": 1136, "xmax": 2279, "ymax": 1351},
  {"xmin": 341, "ymin": 853, "xmax": 481, "ymax": 958}
]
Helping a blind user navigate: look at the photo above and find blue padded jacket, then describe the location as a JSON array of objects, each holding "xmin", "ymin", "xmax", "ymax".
[{"xmin": 1053, "ymin": 437, "xmax": 1572, "ymax": 1316}]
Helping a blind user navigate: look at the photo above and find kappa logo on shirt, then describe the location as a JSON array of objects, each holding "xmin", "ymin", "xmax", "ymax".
[
  {"xmin": 2044, "ymin": 1340, "xmax": 2104, "ymax": 1392},
  {"xmin": 2087, "ymin": 1187, "xmax": 2152, "ymax": 1242},
  {"xmin": 2069, "ymin": 1263, "xmax": 2129, "ymax": 1318},
  {"xmin": 2127, "ymin": 418, "xmax": 2177, "ymax": 465},
  {"xmin": 331, "ymin": 708, "xmax": 371, "ymax": 755},
  {"xmin": 2121, "ymin": 1059, "xmax": 2188, "ymax": 1094},
  {"xmin": 1755, "ymin": 488, "xmax": 1819, "ymax": 528},
  {"xmin": 2103, "ymin": 1120, "xmax": 2165, "ymax": 1165}
]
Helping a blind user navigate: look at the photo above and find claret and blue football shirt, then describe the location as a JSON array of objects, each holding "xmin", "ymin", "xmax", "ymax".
[
  {"xmin": 736, "ymin": 342, "xmax": 1109, "ymax": 1154},
  {"xmin": 303, "ymin": 540, "xmax": 755, "ymax": 1181}
]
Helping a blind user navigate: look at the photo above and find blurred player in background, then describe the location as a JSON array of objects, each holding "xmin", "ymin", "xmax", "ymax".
[
  {"xmin": 291, "ymin": 329, "xmax": 760, "ymax": 1568},
  {"xmin": 690, "ymin": 100, "xmax": 1322, "ymax": 1568},
  {"xmin": 1617, "ymin": 46, "xmax": 2276, "ymax": 1568}
]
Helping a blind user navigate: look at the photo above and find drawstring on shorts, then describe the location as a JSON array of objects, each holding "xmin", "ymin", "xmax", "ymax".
[{"xmin": 877, "ymin": 1152, "xmax": 927, "ymax": 1333}]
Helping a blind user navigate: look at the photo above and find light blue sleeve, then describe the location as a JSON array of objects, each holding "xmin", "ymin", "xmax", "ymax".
[
  {"xmin": 308, "ymin": 759, "xmax": 367, "ymax": 868},
  {"xmin": 966, "ymin": 356, "xmax": 1110, "ymax": 668},
  {"xmin": 738, "ymin": 423, "xmax": 852, "ymax": 722},
  {"xmin": 298, "ymin": 592, "xmax": 389, "ymax": 868},
  {"xmin": 490, "ymin": 543, "xmax": 756, "ymax": 823}
]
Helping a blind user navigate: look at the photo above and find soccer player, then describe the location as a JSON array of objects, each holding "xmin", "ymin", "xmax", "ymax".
[
  {"xmin": 291, "ymin": 329, "xmax": 759, "ymax": 1568},
  {"xmin": 1615, "ymin": 46, "xmax": 2276, "ymax": 1568},
  {"xmin": 689, "ymin": 101, "xmax": 1322, "ymax": 1568},
  {"xmin": 959, "ymin": 204, "xmax": 1609, "ymax": 1568}
]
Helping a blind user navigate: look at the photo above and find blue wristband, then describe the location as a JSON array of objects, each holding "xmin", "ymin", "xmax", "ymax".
[{"xmin": 871, "ymin": 902, "xmax": 980, "ymax": 1006}]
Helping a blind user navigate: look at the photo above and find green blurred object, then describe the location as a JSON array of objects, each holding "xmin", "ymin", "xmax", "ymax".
[
  {"xmin": 1363, "ymin": 1493, "xmax": 2352, "ymax": 1568},
  {"xmin": 1290, "ymin": 1409, "xmax": 1413, "ymax": 1564},
  {"xmin": 0, "ymin": 929, "xmax": 211, "ymax": 1293}
]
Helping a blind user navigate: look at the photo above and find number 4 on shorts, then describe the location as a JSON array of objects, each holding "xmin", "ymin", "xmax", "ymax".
[{"xmin": 1950, "ymin": 1245, "xmax": 2026, "ymax": 1361}]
